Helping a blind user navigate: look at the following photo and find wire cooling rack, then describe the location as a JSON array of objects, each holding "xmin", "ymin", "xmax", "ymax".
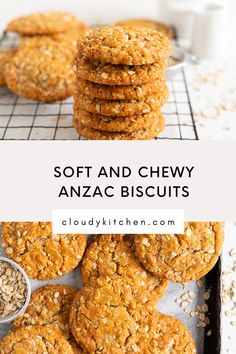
[{"xmin": 0, "ymin": 32, "xmax": 198, "ymax": 140}]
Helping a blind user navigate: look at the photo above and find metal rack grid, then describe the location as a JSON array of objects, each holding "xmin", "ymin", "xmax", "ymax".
[{"xmin": 0, "ymin": 32, "xmax": 199, "ymax": 141}]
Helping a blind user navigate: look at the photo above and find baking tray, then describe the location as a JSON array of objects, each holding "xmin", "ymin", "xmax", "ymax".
[
  {"xmin": 0, "ymin": 226, "xmax": 221, "ymax": 353},
  {"xmin": 0, "ymin": 31, "xmax": 199, "ymax": 141}
]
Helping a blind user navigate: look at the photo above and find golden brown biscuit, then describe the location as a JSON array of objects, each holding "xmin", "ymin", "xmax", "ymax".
[
  {"xmin": 20, "ymin": 22, "xmax": 88, "ymax": 49},
  {"xmin": 115, "ymin": 18, "xmax": 174, "ymax": 39},
  {"xmin": 81, "ymin": 234, "xmax": 167, "ymax": 303},
  {"xmin": 74, "ymin": 57, "xmax": 166, "ymax": 86},
  {"xmin": 13, "ymin": 285, "xmax": 81, "ymax": 353},
  {"xmin": 77, "ymin": 25, "xmax": 172, "ymax": 65},
  {"xmin": 74, "ymin": 88, "xmax": 169, "ymax": 116},
  {"xmin": 145, "ymin": 312, "xmax": 196, "ymax": 353},
  {"xmin": 75, "ymin": 78, "xmax": 166, "ymax": 100},
  {"xmin": 0, "ymin": 49, "xmax": 17, "ymax": 86},
  {"xmin": 5, "ymin": 38, "xmax": 75, "ymax": 102},
  {"xmin": 70, "ymin": 277, "xmax": 154, "ymax": 353},
  {"xmin": 7, "ymin": 12, "xmax": 80, "ymax": 35},
  {"xmin": 134, "ymin": 222, "xmax": 224, "ymax": 282},
  {"xmin": 74, "ymin": 109, "xmax": 163, "ymax": 133},
  {"xmin": 0, "ymin": 325, "xmax": 74, "ymax": 353},
  {"xmin": 2, "ymin": 222, "xmax": 87, "ymax": 280},
  {"xmin": 73, "ymin": 114, "xmax": 165, "ymax": 140},
  {"xmin": 70, "ymin": 278, "xmax": 195, "ymax": 353}
]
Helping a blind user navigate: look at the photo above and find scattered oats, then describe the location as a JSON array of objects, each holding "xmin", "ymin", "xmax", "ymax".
[
  {"xmin": 197, "ymin": 280, "xmax": 204, "ymax": 287},
  {"xmin": 180, "ymin": 301, "xmax": 188, "ymax": 308},
  {"xmin": 198, "ymin": 321, "xmax": 206, "ymax": 328},
  {"xmin": 204, "ymin": 292, "xmax": 211, "ymax": 300},
  {"xmin": 184, "ymin": 307, "xmax": 191, "ymax": 314},
  {"xmin": 188, "ymin": 291, "xmax": 196, "ymax": 299},
  {"xmin": 230, "ymin": 321, "xmax": 236, "ymax": 327},
  {"xmin": 230, "ymin": 249, "xmax": 236, "ymax": 257},
  {"xmin": 207, "ymin": 330, "xmax": 212, "ymax": 336},
  {"xmin": 202, "ymin": 304, "xmax": 208, "ymax": 312}
]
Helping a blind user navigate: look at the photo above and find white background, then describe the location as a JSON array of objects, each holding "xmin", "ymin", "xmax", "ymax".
[{"xmin": 0, "ymin": 0, "xmax": 234, "ymax": 28}]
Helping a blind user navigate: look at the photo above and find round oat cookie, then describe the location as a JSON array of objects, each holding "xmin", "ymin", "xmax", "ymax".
[
  {"xmin": 115, "ymin": 18, "xmax": 174, "ymax": 39},
  {"xmin": 13, "ymin": 285, "xmax": 82, "ymax": 353},
  {"xmin": 74, "ymin": 57, "xmax": 166, "ymax": 86},
  {"xmin": 7, "ymin": 12, "xmax": 80, "ymax": 36},
  {"xmin": 147, "ymin": 312, "xmax": 196, "ymax": 353},
  {"xmin": 74, "ymin": 114, "xmax": 165, "ymax": 140},
  {"xmin": 2, "ymin": 222, "xmax": 87, "ymax": 280},
  {"xmin": 74, "ymin": 88, "xmax": 169, "ymax": 117},
  {"xmin": 70, "ymin": 277, "xmax": 157, "ymax": 353},
  {"xmin": 5, "ymin": 38, "xmax": 75, "ymax": 102},
  {"xmin": 74, "ymin": 109, "xmax": 163, "ymax": 133},
  {"xmin": 134, "ymin": 222, "xmax": 224, "ymax": 282},
  {"xmin": 0, "ymin": 49, "xmax": 17, "ymax": 86},
  {"xmin": 70, "ymin": 277, "xmax": 195, "ymax": 353},
  {"xmin": 76, "ymin": 78, "xmax": 166, "ymax": 100},
  {"xmin": 20, "ymin": 22, "xmax": 88, "ymax": 49},
  {"xmin": 81, "ymin": 234, "xmax": 167, "ymax": 303},
  {"xmin": 0, "ymin": 325, "xmax": 74, "ymax": 354},
  {"xmin": 77, "ymin": 25, "xmax": 172, "ymax": 65}
]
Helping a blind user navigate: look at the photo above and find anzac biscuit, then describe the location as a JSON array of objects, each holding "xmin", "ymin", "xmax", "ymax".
[
  {"xmin": 74, "ymin": 115, "xmax": 165, "ymax": 140},
  {"xmin": 74, "ymin": 89, "xmax": 168, "ymax": 116},
  {"xmin": 81, "ymin": 234, "xmax": 167, "ymax": 303},
  {"xmin": 5, "ymin": 38, "xmax": 75, "ymax": 102},
  {"xmin": 7, "ymin": 12, "xmax": 80, "ymax": 36},
  {"xmin": 115, "ymin": 18, "xmax": 174, "ymax": 39},
  {"xmin": 74, "ymin": 57, "xmax": 166, "ymax": 86},
  {"xmin": 144, "ymin": 312, "xmax": 196, "ymax": 353},
  {"xmin": 20, "ymin": 22, "xmax": 88, "ymax": 49},
  {"xmin": 70, "ymin": 278, "xmax": 195, "ymax": 353},
  {"xmin": 70, "ymin": 277, "xmax": 155, "ymax": 353},
  {"xmin": 134, "ymin": 222, "xmax": 224, "ymax": 282},
  {"xmin": 13, "ymin": 285, "xmax": 81, "ymax": 353},
  {"xmin": 74, "ymin": 109, "xmax": 163, "ymax": 133},
  {"xmin": 2, "ymin": 222, "xmax": 86, "ymax": 280},
  {"xmin": 0, "ymin": 49, "xmax": 16, "ymax": 86},
  {"xmin": 75, "ymin": 78, "xmax": 166, "ymax": 100},
  {"xmin": 77, "ymin": 25, "xmax": 172, "ymax": 65},
  {"xmin": 0, "ymin": 325, "xmax": 74, "ymax": 353}
]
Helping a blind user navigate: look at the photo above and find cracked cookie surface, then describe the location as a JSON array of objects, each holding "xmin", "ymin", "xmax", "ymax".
[
  {"xmin": 134, "ymin": 222, "xmax": 224, "ymax": 282},
  {"xmin": 0, "ymin": 49, "xmax": 17, "ymax": 86},
  {"xmin": 148, "ymin": 312, "xmax": 196, "ymax": 353},
  {"xmin": 0, "ymin": 325, "xmax": 74, "ymax": 353},
  {"xmin": 13, "ymin": 285, "xmax": 82, "ymax": 353},
  {"xmin": 81, "ymin": 234, "xmax": 167, "ymax": 303},
  {"xmin": 77, "ymin": 25, "xmax": 172, "ymax": 65},
  {"xmin": 5, "ymin": 38, "xmax": 75, "ymax": 102},
  {"xmin": 73, "ymin": 114, "xmax": 165, "ymax": 140},
  {"xmin": 74, "ymin": 88, "xmax": 168, "ymax": 116},
  {"xmin": 74, "ymin": 109, "xmax": 164, "ymax": 133},
  {"xmin": 74, "ymin": 57, "xmax": 166, "ymax": 85},
  {"xmin": 70, "ymin": 277, "xmax": 155, "ymax": 353},
  {"xmin": 7, "ymin": 12, "xmax": 80, "ymax": 36},
  {"xmin": 2, "ymin": 222, "xmax": 86, "ymax": 280},
  {"xmin": 115, "ymin": 18, "xmax": 174, "ymax": 39},
  {"xmin": 76, "ymin": 78, "xmax": 166, "ymax": 100},
  {"xmin": 70, "ymin": 278, "xmax": 195, "ymax": 353}
]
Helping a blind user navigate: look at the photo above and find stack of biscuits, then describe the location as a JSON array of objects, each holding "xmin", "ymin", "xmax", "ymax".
[{"xmin": 73, "ymin": 25, "xmax": 172, "ymax": 140}]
